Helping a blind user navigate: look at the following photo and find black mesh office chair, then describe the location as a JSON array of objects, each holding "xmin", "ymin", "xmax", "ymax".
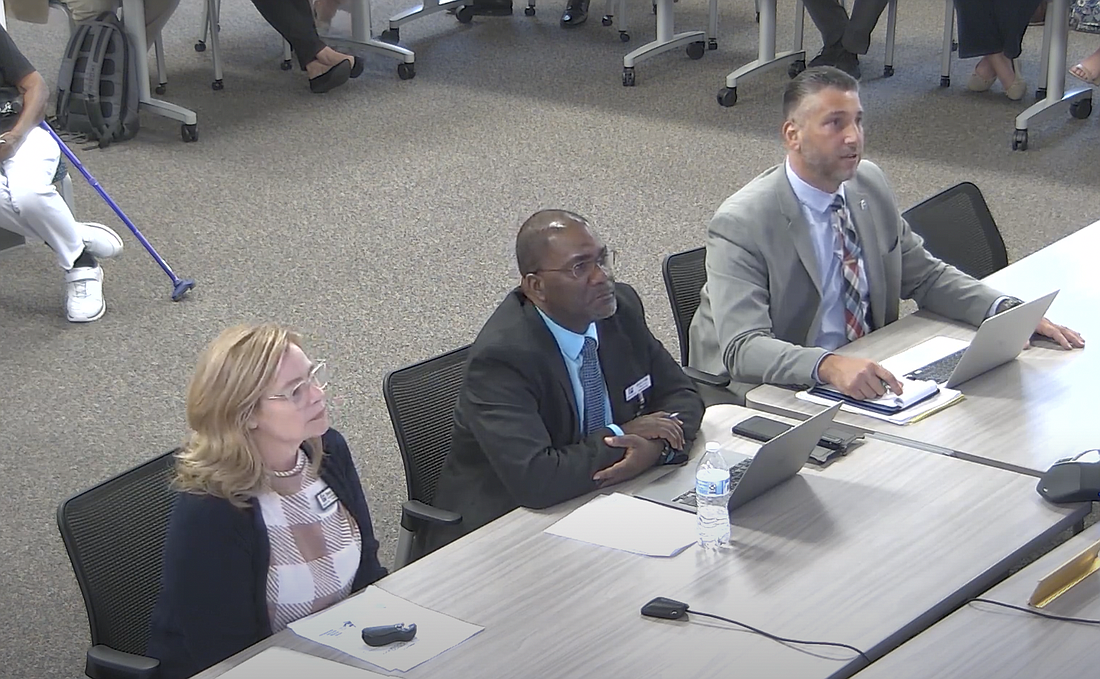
[
  {"xmin": 661, "ymin": 248, "xmax": 732, "ymax": 402},
  {"xmin": 901, "ymin": 182, "xmax": 1009, "ymax": 280},
  {"xmin": 383, "ymin": 345, "xmax": 470, "ymax": 570},
  {"xmin": 57, "ymin": 451, "xmax": 177, "ymax": 679}
]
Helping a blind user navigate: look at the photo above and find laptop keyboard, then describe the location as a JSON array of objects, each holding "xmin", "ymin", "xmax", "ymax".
[
  {"xmin": 672, "ymin": 459, "xmax": 752, "ymax": 508},
  {"xmin": 903, "ymin": 348, "xmax": 966, "ymax": 384}
]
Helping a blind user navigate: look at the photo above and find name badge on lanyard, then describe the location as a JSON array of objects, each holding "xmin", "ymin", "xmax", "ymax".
[{"xmin": 315, "ymin": 486, "xmax": 338, "ymax": 513}]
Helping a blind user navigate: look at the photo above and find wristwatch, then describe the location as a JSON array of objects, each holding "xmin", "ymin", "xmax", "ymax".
[
  {"xmin": 660, "ymin": 441, "xmax": 688, "ymax": 466},
  {"xmin": 994, "ymin": 296, "xmax": 1024, "ymax": 315}
]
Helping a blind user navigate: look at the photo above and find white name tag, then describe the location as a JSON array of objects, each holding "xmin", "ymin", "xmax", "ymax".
[
  {"xmin": 625, "ymin": 374, "xmax": 652, "ymax": 402},
  {"xmin": 315, "ymin": 486, "xmax": 338, "ymax": 513}
]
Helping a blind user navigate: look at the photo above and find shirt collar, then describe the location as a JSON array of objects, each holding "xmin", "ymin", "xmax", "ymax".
[
  {"xmin": 785, "ymin": 157, "xmax": 846, "ymax": 216},
  {"xmin": 536, "ymin": 307, "xmax": 599, "ymax": 362}
]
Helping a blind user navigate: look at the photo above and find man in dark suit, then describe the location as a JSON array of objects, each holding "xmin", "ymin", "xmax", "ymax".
[{"xmin": 425, "ymin": 210, "xmax": 705, "ymax": 553}]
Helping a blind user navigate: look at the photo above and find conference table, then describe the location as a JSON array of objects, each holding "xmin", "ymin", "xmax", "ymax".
[
  {"xmin": 747, "ymin": 220, "xmax": 1100, "ymax": 477},
  {"xmin": 197, "ymin": 404, "xmax": 1086, "ymax": 679},
  {"xmin": 856, "ymin": 520, "xmax": 1100, "ymax": 679}
]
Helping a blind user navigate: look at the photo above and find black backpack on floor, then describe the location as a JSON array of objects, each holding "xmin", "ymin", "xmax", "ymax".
[{"xmin": 56, "ymin": 12, "xmax": 140, "ymax": 148}]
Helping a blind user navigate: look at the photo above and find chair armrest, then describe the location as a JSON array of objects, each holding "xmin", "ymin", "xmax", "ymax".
[
  {"xmin": 683, "ymin": 366, "xmax": 730, "ymax": 388},
  {"xmin": 86, "ymin": 645, "xmax": 159, "ymax": 679},
  {"xmin": 400, "ymin": 500, "xmax": 462, "ymax": 531}
]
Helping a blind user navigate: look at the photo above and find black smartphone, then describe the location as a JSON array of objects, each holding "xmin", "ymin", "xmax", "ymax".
[{"xmin": 732, "ymin": 416, "xmax": 793, "ymax": 443}]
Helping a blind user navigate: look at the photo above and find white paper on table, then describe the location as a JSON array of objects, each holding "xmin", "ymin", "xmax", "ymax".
[
  {"xmin": 287, "ymin": 586, "xmax": 483, "ymax": 672},
  {"xmin": 218, "ymin": 647, "xmax": 390, "ymax": 678},
  {"xmin": 879, "ymin": 336, "xmax": 970, "ymax": 375},
  {"xmin": 544, "ymin": 492, "xmax": 697, "ymax": 557},
  {"xmin": 796, "ymin": 385, "xmax": 963, "ymax": 425}
]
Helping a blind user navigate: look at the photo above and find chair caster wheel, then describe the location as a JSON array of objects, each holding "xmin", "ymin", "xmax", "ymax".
[
  {"xmin": 619, "ymin": 31, "xmax": 630, "ymax": 42},
  {"xmin": 525, "ymin": 5, "xmax": 535, "ymax": 14},
  {"xmin": 708, "ymin": 38, "xmax": 717, "ymax": 50},
  {"xmin": 1036, "ymin": 87, "xmax": 1047, "ymax": 100},
  {"xmin": 281, "ymin": 59, "xmax": 293, "ymax": 71},
  {"xmin": 181, "ymin": 124, "xmax": 198, "ymax": 143},
  {"xmin": 380, "ymin": 28, "xmax": 400, "ymax": 43},
  {"xmin": 1070, "ymin": 98, "xmax": 1092, "ymax": 119},
  {"xmin": 456, "ymin": 5, "xmax": 474, "ymax": 22},
  {"xmin": 940, "ymin": 75, "xmax": 950, "ymax": 87},
  {"xmin": 194, "ymin": 40, "xmax": 206, "ymax": 52},
  {"xmin": 1011, "ymin": 129, "xmax": 1027, "ymax": 151},
  {"xmin": 622, "ymin": 67, "xmax": 635, "ymax": 87},
  {"xmin": 787, "ymin": 59, "xmax": 805, "ymax": 79},
  {"xmin": 212, "ymin": 79, "xmax": 224, "ymax": 91},
  {"xmin": 601, "ymin": 15, "xmax": 612, "ymax": 25},
  {"xmin": 686, "ymin": 41, "xmax": 705, "ymax": 60},
  {"xmin": 717, "ymin": 86, "xmax": 737, "ymax": 107},
  {"xmin": 397, "ymin": 62, "xmax": 416, "ymax": 80},
  {"xmin": 883, "ymin": 65, "xmax": 894, "ymax": 77},
  {"xmin": 155, "ymin": 84, "xmax": 167, "ymax": 95}
]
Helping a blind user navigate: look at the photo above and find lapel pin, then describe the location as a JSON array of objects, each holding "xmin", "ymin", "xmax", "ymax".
[{"xmin": 860, "ymin": 199, "xmax": 867, "ymax": 210}]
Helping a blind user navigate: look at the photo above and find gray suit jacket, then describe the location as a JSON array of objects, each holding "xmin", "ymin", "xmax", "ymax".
[{"xmin": 688, "ymin": 160, "xmax": 1001, "ymax": 400}]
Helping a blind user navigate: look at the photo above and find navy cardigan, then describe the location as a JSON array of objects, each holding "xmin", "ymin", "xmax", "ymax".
[{"xmin": 146, "ymin": 429, "xmax": 388, "ymax": 679}]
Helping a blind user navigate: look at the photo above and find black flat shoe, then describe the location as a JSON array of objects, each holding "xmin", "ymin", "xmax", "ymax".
[
  {"xmin": 350, "ymin": 56, "xmax": 363, "ymax": 79},
  {"xmin": 309, "ymin": 60, "xmax": 351, "ymax": 93},
  {"xmin": 561, "ymin": 0, "xmax": 589, "ymax": 26}
]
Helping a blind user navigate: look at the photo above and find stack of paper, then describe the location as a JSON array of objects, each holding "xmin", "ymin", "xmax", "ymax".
[
  {"xmin": 287, "ymin": 586, "xmax": 483, "ymax": 672},
  {"xmin": 797, "ymin": 383, "xmax": 963, "ymax": 424},
  {"xmin": 544, "ymin": 492, "xmax": 697, "ymax": 557}
]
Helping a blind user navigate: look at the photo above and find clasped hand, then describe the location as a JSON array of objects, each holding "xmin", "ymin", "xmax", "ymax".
[{"xmin": 593, "ymin": 412, "xmax": 684, "ymax": 488}]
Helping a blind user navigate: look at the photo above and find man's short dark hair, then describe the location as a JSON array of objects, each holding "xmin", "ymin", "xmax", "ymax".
[
  {"xmin": 515, "ymin": 209, "xmax": 590, "ymax": 275},
  {"xmin": 782, "ymin": 66, "xmax": 859, "ymax": 120}
]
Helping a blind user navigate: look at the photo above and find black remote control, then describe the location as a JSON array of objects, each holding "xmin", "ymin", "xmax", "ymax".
[{"xmin": 361, "ymin": 623, "xmax": 417, "ymax": 647}]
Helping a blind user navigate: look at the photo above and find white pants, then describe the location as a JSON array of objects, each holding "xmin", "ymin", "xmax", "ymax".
[{"xmin": 0, "ymin": 127, "xmax": 85, "ymax": 270}]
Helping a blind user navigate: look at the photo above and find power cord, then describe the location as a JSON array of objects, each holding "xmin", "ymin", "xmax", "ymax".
[
  {"xmin": 640, "ymin": 598, "xmax": 869, "ymax": 664},
  {"xmin": 969, "ymin": 597, "xmax": 1100, "ymax": 625},
  {"xmin": 686, "ymin": 610, "xmax": 871, "ymax": 664}
]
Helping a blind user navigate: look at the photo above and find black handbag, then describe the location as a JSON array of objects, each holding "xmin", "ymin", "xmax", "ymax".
[{"xmin": 0, "ymin": 86, "xmax": 23, "ymax": 134}]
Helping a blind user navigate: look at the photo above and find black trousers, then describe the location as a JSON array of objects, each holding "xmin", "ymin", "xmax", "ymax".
[
  {"xmin": 955, "ymin": 0, "xmax": 1044, "ymax": 59},
  {"xmin": 802, "ymin": 0, "xmax": 891, "ymax": 55},
  {"xmin": 248, "ymin": 0, "xmax": 326, "ymax": 70}
]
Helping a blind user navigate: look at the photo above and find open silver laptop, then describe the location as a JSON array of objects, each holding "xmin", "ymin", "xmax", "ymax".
[
  {"xmin": 901, "ymin": 291, "xmax": 1059, "ymax": 388},
  {"xmin": 635, "ymin": 403, "xmax": 841, "ymax": 514}
]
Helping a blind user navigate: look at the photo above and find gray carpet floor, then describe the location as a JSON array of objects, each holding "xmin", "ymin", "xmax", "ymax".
[{"xmin": 1, "ymin": 0, "xmax": 1097, "ymax": 675}]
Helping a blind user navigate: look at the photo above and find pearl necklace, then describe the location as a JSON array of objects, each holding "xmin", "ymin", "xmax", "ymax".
[{"xmin": 270, "ymin": 449, "xmax": 307, "ymax": 478}]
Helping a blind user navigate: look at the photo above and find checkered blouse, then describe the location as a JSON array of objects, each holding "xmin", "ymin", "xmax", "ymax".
[{"xmin": 257, "ymin": 459, "xmax": 363, "ymax": 632}]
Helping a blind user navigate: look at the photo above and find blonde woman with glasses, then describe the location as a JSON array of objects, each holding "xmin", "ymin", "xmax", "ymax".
[{"xmin": 146, "ymin": 323, "xmax": 387, "ymax": 679}]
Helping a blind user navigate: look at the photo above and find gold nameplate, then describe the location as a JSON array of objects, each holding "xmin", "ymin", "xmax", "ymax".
[{"xmin": 1028, "ymin": 538, "xmax": 1100, "ymax": 608}]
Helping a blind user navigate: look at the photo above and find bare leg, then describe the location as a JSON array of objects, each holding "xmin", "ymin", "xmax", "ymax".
[{"xmin": 1070, "ymin": 46, "xmax": 1100, "ymax": 84}]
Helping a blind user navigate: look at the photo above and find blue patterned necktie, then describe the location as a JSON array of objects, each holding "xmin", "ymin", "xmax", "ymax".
[
  {"xmin": 580, "ymin": 337, "xmax": 608, "ymax": 434},
  {"xmin": 830, "ymin": 194, "xmax": 871, "ymax": 341}
]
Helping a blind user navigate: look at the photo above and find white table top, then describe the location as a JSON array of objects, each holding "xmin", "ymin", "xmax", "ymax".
[
  {"xmin": 856, "ymin": 520, "xmax": 1100, "ymax": 679},
  {"xmin": 197, "ymin": 405, "xmax": 1088, "ymax": 679}
]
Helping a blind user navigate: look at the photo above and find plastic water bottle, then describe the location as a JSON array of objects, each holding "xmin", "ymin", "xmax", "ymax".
[{"xmin": 696, "ymin": 442, "xmax": 731, "ymax": 549}]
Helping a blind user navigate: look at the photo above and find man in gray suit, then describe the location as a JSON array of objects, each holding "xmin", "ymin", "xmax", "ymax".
[
  {"xmin": 803, "ymin": 0, "xmax": 891, "ymax": 79},
  {"xmin": 688, "ymin": 66, "xmax": 1083, "ymax": 403}
]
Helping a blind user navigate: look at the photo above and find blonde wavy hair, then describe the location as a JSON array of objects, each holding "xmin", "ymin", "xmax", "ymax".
[{"xmin": 175, "ymin": 323, "xmax": 323, "ymax": 507}]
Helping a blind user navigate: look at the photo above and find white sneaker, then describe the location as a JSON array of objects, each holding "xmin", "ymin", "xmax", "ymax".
[
  {"xmin": 81, "ymin": 222, "xmax": 123, "ymax": 260},
  {"xmin": 65, "ymin": 266, "xmax": 106, "ymax": 323}
]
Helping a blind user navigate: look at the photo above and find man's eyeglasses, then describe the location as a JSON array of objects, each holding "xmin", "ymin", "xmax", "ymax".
[
  {"xmin": 267, "ymin": 361, "xmax": 328, "ymax": 409},
  {"xmin": 536, "ymin": 249, "xmax": 616, "ymax": 280}
]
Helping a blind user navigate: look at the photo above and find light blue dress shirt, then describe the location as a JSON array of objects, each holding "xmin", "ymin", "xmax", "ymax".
[
  {"xmin": 536, "ymin": 308, "xmax": 623, "ymax": 437},
  {"xmin": 785, "ymin": 159, "xmax": 871, "ymax": 352}
]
